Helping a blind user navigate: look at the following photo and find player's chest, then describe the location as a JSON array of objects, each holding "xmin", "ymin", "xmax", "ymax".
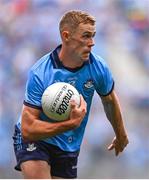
[{"xmin": 48, "ymin": 68, "xmax": 95, "ymax": 98}]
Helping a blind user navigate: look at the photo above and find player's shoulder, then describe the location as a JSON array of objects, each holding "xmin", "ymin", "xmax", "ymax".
[{"xmin": 90, "ymin": 52, "xmax": 108, "ymax": 68}]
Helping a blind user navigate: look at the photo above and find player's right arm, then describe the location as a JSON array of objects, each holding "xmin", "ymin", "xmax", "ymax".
[{"xmin": 21, "ymin": 95, "xmax": 86, "ymax": 141}]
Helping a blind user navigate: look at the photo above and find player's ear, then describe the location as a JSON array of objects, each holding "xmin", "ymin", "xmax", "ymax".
[{"xmin": 61, "ymin": 30, "xmax": 70, "ymax": 42}]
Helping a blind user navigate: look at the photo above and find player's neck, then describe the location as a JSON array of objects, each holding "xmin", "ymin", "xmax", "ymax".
[{"xmin": 59, "ymin": 46, "xmax": 83, "ymax": 69}]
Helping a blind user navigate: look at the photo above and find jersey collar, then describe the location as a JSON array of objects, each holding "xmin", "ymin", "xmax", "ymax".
[{"xmin": 50, "ymin": 44, "xmax": 92, "ymax": 72}]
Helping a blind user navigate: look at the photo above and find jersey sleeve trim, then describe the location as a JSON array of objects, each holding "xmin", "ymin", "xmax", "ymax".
[
  {"xmin": 23, "ymin": 100, "xmax": 42, "ymax": 110},
  {"xmin": 98, "ymin": 81, "xmax": 114, "ymax": 97}
]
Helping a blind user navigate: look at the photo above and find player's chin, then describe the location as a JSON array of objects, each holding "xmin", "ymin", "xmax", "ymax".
[{"xmin": 81, "ymin": 54, "xmax": 90, "ymax": 61}]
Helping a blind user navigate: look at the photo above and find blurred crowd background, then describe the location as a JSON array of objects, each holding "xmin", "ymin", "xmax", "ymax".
[{"xmin": 0, "ymin": 0, "xmax": 149, "ymax": 178}]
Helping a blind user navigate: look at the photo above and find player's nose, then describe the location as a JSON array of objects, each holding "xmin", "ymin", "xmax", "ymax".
[{"xmin": 88, "ymin": 38, "xmax": 95, "ymax": 47}]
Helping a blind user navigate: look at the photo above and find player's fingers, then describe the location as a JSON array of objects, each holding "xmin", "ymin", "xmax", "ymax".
[
  {"xmin": 79, "ymin": 95, "xmax": 87, "ymax": 111},
  {"xmin": 119, "ymin": 146, "xmax": 124, "ymax": 152},
  {"xmin": 115, "ymin": 148, "xmax": 120, "ymax": 156},
  {"xmin": 115, "ymin": 143, "xmax": 123, "ymax": 156},
  {"xmin": 70, "ymin": 100, "xmax": 77, "ymax": 109},
  {"xmin": 108, "ymin": 143, "xmax": 114, "ymax": 150}
]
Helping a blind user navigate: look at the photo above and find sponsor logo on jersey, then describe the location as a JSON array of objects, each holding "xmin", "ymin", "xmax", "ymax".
[
  {"xmin": 67, "ymin": 80, "xmax": 76, "ymax": 86},
  {"xmin": 54, "ymin": 78, "xmax": 77, "ymax": 87}
]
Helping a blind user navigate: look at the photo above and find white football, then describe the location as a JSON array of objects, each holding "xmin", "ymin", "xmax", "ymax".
[{"xmin": 41, "ymin": 82, "xmax": 80, "ymax": 121}]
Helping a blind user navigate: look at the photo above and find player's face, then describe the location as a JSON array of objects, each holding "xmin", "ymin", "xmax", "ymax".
[{"xmin": 69, "ymin": 23, "xmax": 96, "ymax": 61}]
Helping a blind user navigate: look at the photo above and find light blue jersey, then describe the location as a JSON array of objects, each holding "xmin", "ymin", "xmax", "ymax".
[{"xmin": 17, "ymin": 45, "xmax": 114, "ymax": 152}]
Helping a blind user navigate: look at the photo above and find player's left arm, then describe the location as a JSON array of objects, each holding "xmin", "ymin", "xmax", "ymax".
[{"xmin": 100, "ymin": 89, "xmax": 129, "ymax": 156}]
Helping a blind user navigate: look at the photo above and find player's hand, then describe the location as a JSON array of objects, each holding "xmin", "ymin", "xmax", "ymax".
[
  {"xmin": 108, "ymin": 135, "xmax": 129, "ymax": 156},
  {"xmin": 69, "ymin": 95, "xmax": 87, "ymax": 128}
]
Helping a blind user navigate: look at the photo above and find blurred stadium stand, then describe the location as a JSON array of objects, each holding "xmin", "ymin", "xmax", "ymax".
[{"xmin": 0, "ymin": 0, "xmax": 149, "ymax": 178}]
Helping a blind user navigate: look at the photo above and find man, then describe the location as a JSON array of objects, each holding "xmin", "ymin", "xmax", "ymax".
[{"xmin": 13, "ymin": 10, "xmax": 129, "ymax": 179}]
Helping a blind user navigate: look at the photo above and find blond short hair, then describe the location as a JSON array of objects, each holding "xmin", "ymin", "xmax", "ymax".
[{"xmin": 59, "ymin": 10, "xmax": 95, "ymax": 34}]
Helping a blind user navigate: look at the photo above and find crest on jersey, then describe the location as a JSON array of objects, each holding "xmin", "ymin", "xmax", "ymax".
[
  {"xmin": 84, "ymin": 79, "xmax": 94, "ymax": 89},
  {"xmin": 26, "ymin": 143, "xmax": 37, "ymax": 152}
]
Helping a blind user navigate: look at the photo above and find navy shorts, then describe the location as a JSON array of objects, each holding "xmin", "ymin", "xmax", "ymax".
[{"xmin": 13, "ymin": 125, "xmax": 79, "ymax": 178}]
